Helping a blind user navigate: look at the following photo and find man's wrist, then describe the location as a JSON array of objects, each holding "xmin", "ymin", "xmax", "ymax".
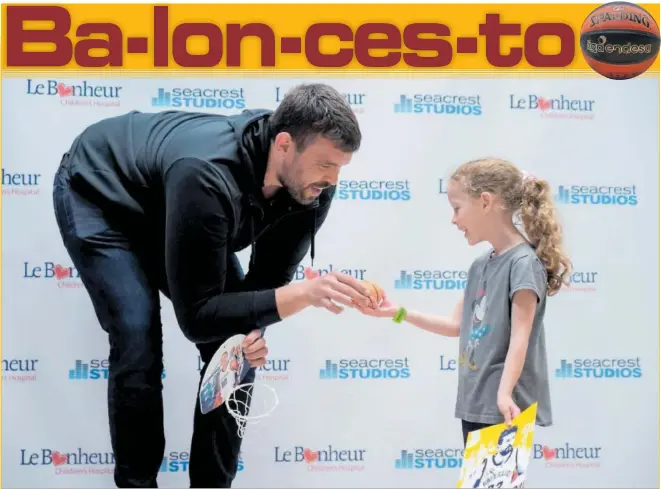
[{"xmin": 275, "ymin": 281, "xmax": 312, "ymax": 319}]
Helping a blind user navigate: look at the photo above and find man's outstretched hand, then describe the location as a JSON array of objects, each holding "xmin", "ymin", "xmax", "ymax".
[
  {"xmin": 242, "ymin": 329, "xmax": 268, "ymax": 368},
  {"xmin": 303, "ymin": 268, "xmax": 372, "ymax": 314}
]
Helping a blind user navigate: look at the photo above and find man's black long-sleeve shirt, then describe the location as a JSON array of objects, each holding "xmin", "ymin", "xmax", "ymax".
[{"xmin": 64, "ymin": 109, "xmax": 334, "ymax": 344}]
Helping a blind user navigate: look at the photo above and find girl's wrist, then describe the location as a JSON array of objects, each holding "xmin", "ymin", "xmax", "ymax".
[{"xmin": 392, "ymin": 306, "xmax": 407, "ymax": 323}]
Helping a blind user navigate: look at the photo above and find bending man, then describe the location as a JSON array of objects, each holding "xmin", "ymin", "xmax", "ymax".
[{"xmin": 52, "ymin": 83, "xmax": 372, "ymax": 488}]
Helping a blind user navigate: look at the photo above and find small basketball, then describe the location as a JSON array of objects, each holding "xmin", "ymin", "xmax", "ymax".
[
  {"xmin": 362, "ymin": 280, "xmax": 385, "ymax": 307},
  {"xmin": 580, "ymin": 1, "xmax": 660, "ymax": 80}
]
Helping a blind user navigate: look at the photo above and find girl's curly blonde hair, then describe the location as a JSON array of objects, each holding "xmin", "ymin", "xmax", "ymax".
[{"xmin": 451, "ymin": 158, "xmax": 572, "ymax": 296}]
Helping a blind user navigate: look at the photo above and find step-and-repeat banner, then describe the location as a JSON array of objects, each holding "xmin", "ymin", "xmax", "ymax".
[
  {"xmin": 2, "ymin": 75, "xmax": 658, "ymax": 489},
  {"xmin": 2, "ymin": 2, "xmax": 659, "ymax": 489}
]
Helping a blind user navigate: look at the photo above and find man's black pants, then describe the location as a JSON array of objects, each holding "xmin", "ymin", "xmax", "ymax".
[{"xmin": 52, "ymin": 156, "xmax": 252, "ymax": 488}]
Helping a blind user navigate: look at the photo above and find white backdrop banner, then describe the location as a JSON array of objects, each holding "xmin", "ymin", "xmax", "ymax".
[{"xmin": 2, "ymin": 76, "xmax": 658, "ymax": 489}]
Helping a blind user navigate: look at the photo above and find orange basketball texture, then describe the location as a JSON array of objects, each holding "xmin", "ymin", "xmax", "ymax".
[
  {"xmin": 580, "ymin": 2, "xmax": 660, "ymax": 80},
  {"xmin": 362, "ymin": 280, "xmax": 384, "ymax": 307}
]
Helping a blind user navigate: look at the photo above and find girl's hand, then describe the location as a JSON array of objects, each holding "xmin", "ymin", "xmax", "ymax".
[
  {"xmin": 497, "ymin": 393, "xmax": 521, "ymax": 425},
  {"xmin": 356, "ymin": 292, "xmax": 399, "ymax": 318}
]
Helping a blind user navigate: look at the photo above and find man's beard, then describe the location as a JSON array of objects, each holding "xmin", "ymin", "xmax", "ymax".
[
  {"xmin": 286, "ymin": 185, "xmax": 313, "ymax": 205},
  {"xmin": 281, "ymin": 173, "xmax": 326, "ymax": 205},
  {"xmin": 498, "ymin": 445, "xmax": 513, "ymax": 457}
]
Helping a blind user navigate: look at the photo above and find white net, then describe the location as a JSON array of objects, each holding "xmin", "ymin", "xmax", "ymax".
[{"xmin": 225, "ymin": 382, "xmax": 279, "ymax": 438}]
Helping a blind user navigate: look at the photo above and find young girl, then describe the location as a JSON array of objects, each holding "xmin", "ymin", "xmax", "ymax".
[{"xmin": 358, "ymin": 158, "xmax": 572, "ymax": 447}]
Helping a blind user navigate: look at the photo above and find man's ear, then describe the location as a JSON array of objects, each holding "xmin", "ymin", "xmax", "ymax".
[{"xmin": 274, "ymin": 132, "xmax": 293, "ymax": 154}]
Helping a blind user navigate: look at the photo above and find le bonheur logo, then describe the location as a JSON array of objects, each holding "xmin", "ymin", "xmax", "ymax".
[
  {"xmin": 20, "ymin": 448, "xmax": 114, "ymax": 476},
  {"xmin": 320, "ymin": 357, "xmax": 410, "ymax": 380},
  {"xmin": 26, "ymin": 79, "xmax": 122, "ymax": 107},
  {"xmin": 69, "ymin": 358, "xmax": 167, "ymax": 381},
  {"xmin": 2, "ymin": 168, "xmax": 41, "ymax": 197},
  {"xmin": 276, "ymin": 86, "xmax": 366, "ymax": 114},
  {"xmin": 274, "ymin": 445, "xmax": 366, "ymax": 472},
  {"xmin": 334, "ymin": 180, "xmax": 412, "ymax": 201},
  {"xmin": 533, "ymin": 442, "xmax": 602, "ymax": 469},
  {"xmin": 3, "ymin": 358, "xmax": 39, "ymax": 382},
  {"xmin": 439, "ymin": 355, "xmax": 458, "ymax": 373},
  {"xmin": 555, "ymin": 357, "xmax": 642, "ymax": 379},
  {"xmin": 292, "ymin": 264, "xmax": 368, "ymax": 282},
  {"xmin": 560, "ymin": 269, "xmax": 598, "ymax": 293},
  {"xmin": 394, "ymin": 447, "xmax": 464, "ymax": 470},
  {"xmin": 554, "ymin": 184, "xmax": 638, "ymax": 206},
  {"xmin": 394, "ymin": 269, "xmax": 468, "ymax": 291},
  {"xmin": 151, "ymin": 86, "xmax": 246, "ymax": 111},
  {"xmin": 197, "ymin": 355, "xmax": 292, "ymax": 381},
  {"xmin": 256, "ymin": 359, "xmax": 291, "ymax": 382},
  {"xmin": 508, "ymin": 94, "xmax": 595, "ymax": 120},
  {"xmin": 23, "ymin": 261, "xmax": 83, "ymax": 289}
]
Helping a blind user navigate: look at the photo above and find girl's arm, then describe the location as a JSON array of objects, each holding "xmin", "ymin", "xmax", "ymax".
[
  {"xmin": 362, "ymin": 294, "xmax": 464, "ymax": 337},
  {"xmin": 400, "ymin": 297, "xmax": 464, "ymax": 337},
  {"xmin": 497, "ymin": 289, "xmax": 537, "ymax": 398}
]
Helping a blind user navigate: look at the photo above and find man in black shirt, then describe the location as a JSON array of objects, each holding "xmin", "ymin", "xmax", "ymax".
[{"xmin": 52, "ymin": 83, "xmax": 372, "ymax": 488}]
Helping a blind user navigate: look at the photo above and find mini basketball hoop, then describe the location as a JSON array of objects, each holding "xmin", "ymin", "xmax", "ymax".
[
  {"xmin": 198, "ymin": 333, "xmax": 280, "ymax": 438},
  {"xmin": 225, "ymin": 382, "xmax": 279, "ymax": 438}
]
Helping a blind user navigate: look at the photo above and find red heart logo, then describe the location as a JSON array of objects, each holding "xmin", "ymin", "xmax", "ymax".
[
  {"xmin": 542, "ymin": 445, "xmax": 556, "ymax": 460},
  {"xmin": 303, "ymin": 448, "xmax": 318, "ymax": 463},
  {"xmin": 54, "ymin": 265, "xmax": 69, "ymax": 280},
  {"xmin": 52, "ymin": 451, "xmax": 68, "ymax": 465},
  {"xmin": 304, "ymin": 268, "xmax": 320, "ymax": 280},
  {"xmin": 56, "ymin": 83, "xmax": 73, "ymax": 97},
  {"xmin": 537, "ymin": 97, "xmax": 552, "ymax": 111}
]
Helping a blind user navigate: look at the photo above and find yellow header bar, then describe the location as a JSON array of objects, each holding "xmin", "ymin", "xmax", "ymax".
[{"xmin": 3, "ymin": 3, "xmax": 660, "ymax": 72}]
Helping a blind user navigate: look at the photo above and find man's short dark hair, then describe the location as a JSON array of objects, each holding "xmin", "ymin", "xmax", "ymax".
[{"xmin": 269, "ymin": 83, "xmax": 362, "ymax": 153}]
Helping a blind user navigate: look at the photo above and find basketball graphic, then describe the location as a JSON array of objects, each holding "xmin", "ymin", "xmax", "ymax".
[{"xmin": 580, "ymin": 1, "xmax": 660, "ymax": 80}]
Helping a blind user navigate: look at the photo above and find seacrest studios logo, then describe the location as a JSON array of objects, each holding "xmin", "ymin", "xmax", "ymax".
[
  {"xmin": 159, "ymin": 451, "xmax": 190, "ymax": 473},
  {"xmin": 334, "ymin": 180, "xmax": 411, "ymax": 201},
  {"xmin": 394, "ymin": 269, "xmax": 468, "ymax": 291},
  {"xmin": 151, "ymin": 87, "xmax": 246, "ymax": 110},
  {"xmin": 320, "ymin": 357, "xmax": 410, "ymax": 380},
  {"xmin": 554, "ymin": 184, "xmax": 638, "ymax": 206},
  {"xmin": 509, "ymin": 94, "xmax": 595, "ymax": 120},
  {"xmin": 274, "ymin": 445, "xmax": 366, "ymax": 472},
  {"xmin": 555, "ymin": 357, "xmax": 642, "ymax": 379},
  {"xmin": 394, "ymin": 93, "xmax": 482, "ymax": 115},
  {"xmin": 69, "ymin": 358, "xmax": 166, "ymax": 380},
  {"xmin": 26, "ymin": 79, "xmax": 122, "ymax": 107},
  {"xmin": 394, "ymin": 447, "xmax": 464, "ymax": 470},
  {"xmin": 2, "ymin": 168, "xmax": 41, "ymax": 196}
]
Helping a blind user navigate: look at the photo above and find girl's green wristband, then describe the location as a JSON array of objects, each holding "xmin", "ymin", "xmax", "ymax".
[{"xmin": 393, "ymin": 307, "xmax": 407, "ymax": 324}]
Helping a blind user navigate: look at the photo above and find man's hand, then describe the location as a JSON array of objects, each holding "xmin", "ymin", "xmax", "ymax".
[
  {"xmin": 303, "ymin": 268, "xmax": 372, "ymax": 314},
  {"xmin": 242, "ymin": 329, "xmax": 268, "ymax": 368}
]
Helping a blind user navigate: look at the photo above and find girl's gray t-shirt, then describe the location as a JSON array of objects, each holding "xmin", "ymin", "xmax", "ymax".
[{"xmin": 455, "ymin": 242, "xmax": 553, "ymax": 427}]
